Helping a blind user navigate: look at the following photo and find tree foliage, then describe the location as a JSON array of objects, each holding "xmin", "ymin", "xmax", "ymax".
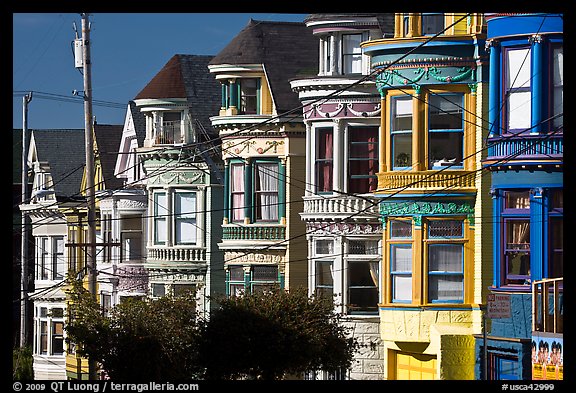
[
  {"xmin": 65, "ymin": 279, "xmax": 202, "ymax": 380},
  {"xmin": 65, "ymin": 280, "xmax": 358, "ymax": 380},
  {"xmin": 199, "ymin": 287, "xmax": 359, "ymax": 380}
]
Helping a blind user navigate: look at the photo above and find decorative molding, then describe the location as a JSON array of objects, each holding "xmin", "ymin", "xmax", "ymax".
[
  {"xmin": 224, "ymin": 251, "xmax": 284, "ymax": 264},
  {"xmin": 116, "ymin": 199, "xmax": 147, "ymax": 210},
  {"xmin": 148, "ymin": 171, "xmax": 205, "ymax": 185},
  {"xmin": 380, "ymin": 200, "xmax": 475, "ymax": 216},
  {"xmin": 376, "ymin": 66, "xmax": 476, "ymax": 93},
  {"xmin": 306, "ymin": 222, "xmax": 383, "ymax": 236}
]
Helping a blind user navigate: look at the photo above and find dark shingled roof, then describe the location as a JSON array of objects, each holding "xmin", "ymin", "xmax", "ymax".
[
  {"xmin": 94, "ymin": 123, "xmax": 124, "ymax": 191},
  {"xmin": 30, "ymin": 129, "xmax": 86, "ymax": 200},
  {"xmin": 209, "ymin": 19, "xmax": 319, "ymax": 114},
  {"xmin": 134, "ymin": 54, "xmax": 221, "ymax": 136}
]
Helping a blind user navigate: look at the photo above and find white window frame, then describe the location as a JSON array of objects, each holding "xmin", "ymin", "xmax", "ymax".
[{"xmin": 35, "ymin": 305, "xmax": 65, "ymax": 356}]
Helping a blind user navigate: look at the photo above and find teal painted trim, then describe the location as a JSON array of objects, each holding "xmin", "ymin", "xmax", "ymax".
[
  {"xmin": 279, "ymin": 271, "xmax": 285, "ymax": 290},
  {"xmin": 380, "ymin": 200, "xmax": 475, "ymax": 216},
  {"xmin": 244, "ymin": 269, "xmax": 251, "ymax": 292},
  {"xmin": 278, "ymin": 161, "xmax": 286, "ymax": 222},
  {"xmin": 221, "ymin": 83, "xmax": 227, "ymax": 109},
  {"xmin": 245, "ymin": 160, "xmax": 252, "ymax": 222},
  {"xmin": 223, "ymin": 163, "xmax": 230, "ymax": 220},
  {"xmin": 531, "ymin": 37, "xmax": 543, "ymax": 133},
  {"xmin": 225, "ymin": 269, "xmax": 230, "ymax": 297}
]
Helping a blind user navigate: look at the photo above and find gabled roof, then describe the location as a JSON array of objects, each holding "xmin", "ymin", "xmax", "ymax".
[
  {"xmin": 134, "ymin": 54, "xmax": 221, "ymax": 136},
  {"xmin": 93, "ymin": 123, "xmax": 124, "ymax": 191},
  {"xmin": 29, "ymin": 129, "xmax": 86, "ymax": 200},
  {"xmin": 209, "ymin": 19, "xmax": 319, "ymax": 114}
]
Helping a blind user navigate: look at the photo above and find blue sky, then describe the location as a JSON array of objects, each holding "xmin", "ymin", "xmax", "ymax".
[{"xmin": 13, "ymin": 13, "xmax": 308, "ymax": 130}]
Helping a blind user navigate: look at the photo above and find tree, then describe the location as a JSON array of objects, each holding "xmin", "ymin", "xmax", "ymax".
[
  {"xmin": 199, "ymin": 287, "xmax": 359, "ymax": 380},
  {"xmin": 65, "ymin": 279, "xmax": 201, "ymax": 380}
]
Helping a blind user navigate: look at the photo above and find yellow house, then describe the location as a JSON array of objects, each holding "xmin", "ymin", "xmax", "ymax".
[{"xmin": 362, "ymin": 13, "xmax": 491, "ymax": 379}]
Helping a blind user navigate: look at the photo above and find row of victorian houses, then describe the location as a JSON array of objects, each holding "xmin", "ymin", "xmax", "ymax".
[{"xmin": 13, "ymin": 13, "xmax": 562, "ymax": 381}]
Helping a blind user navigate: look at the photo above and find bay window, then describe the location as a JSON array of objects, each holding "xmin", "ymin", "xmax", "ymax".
[
  {"xmin": 502, "ymin": 190, "xmax": 531, "ymax": 286},
  {"xmin": 35, "ymin": 306, "xmax": 65, "ymax": 356},
  {"xmin": 226, "ymin": 265, "xmax": 280, "ymax": 295},
  {"xmin": 152, "ymin": 189, "xmax": 198, "ymax": 246}
]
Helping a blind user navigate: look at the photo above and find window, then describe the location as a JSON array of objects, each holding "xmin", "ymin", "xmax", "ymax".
[
  {"xmin": 227, "ymin": 160, "xmax": 282, "ymax": 223},
  {"xmin": 552, "ymin": 46, "xmax": 563, "ymax": 131},
  {"xmin": 227, "ymin": 266, "xmax": 245, "ymax": 297},
  {"xmin": 505, "ymin": 47, "xmax": 532, "ymax": 133},
  {"xmin": 315, "ymin": 128, "xmax": 333, "ymax": 193},
  {"xmin": 230, "ymin": 163, "xmax": 245, "ymax": 222},
  {"xmin": 226, "ymin": 265, "xmax": 280, "ymax": 295},
  {"xmin": 427, "ymin": 220, "xmax": 464, "ymax": 303},
  {"xmin": 320, "ymin": 35, "xmax": 332, "ymax": 74},
  {"xmin": 348, "ymin": 126, "xmax": 378, "ymax": 193},
  {"xmin": 32, "ymin": 172, "xmax": 54, "ymax": 202},
  {"xmin": 173, "ymin": 283, "xmax": 196, "ymax": 297},
  {"xmin": 391, "ymin": 96, "xmax": 413, "ymax": 169},
  {"xmin": 151, "ymin": 283, "xmax": 165, "ymax": 297},
  {"xmin": 502, "ymin": 190, "xmax": 531, "ymax": 286},
  {"xmin": 488, "ymin": 353, "xmax": 520, "ymax": 380},
  {"xmin": 155, "ymin": 111, "xmax": 181, "ymax": 144},
  {"xmin": 120, "ymin": 214, "xmax": 143, "ymax": 262},
  {"xmin": 153, "ymin": 190, "xmax": 198, "ymax": 246},
  {"xmin": 428, "ymin": 94, "xmax": 464, "ymax": 169},
  {"xmin": 240, "ymin": 79, "xmax": 259, "ymax": 114},
  {"xmin": 346, "ymin": 240, "xmax": 380, "ymax": 314},
  {"xmin": 254, "ymin": 163, "xmax": 279, "ymax": 221},
  {"xmin": 315, "ymin": 261, "xmax": 334, "ymax": 300},
  {"xmin": 342, "ymin": 33, "xmax": 363, "ymax": 74},
  {"xmin": 36, "ymin": 236, "xmax": 65, "ymax": 280},
  {"xmin": 154, "ymin": 192, "xmax": 168, "ymax": 245},
  {"xmin": 35, "ymin": 306, "xmax": 65, "ymax": 356},
  {"xmin": 421, "ymin": 13, "xmax": 445, "ymax": 35},
  {"xmin": 101, "ymin": 293, "xmax": 112, "ymax": 317},
  {"xmin": 174, "ymin": 192, "xmax": 197, "ymax": 244},
  {"xmin": 387, "ymin": 218, "xmax": 467, "ymax": 304}
]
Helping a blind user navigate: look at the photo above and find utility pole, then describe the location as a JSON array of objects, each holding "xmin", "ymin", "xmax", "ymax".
[
  {"xmin": 80, "ymin": 13, "xmax": 97, "ymax": 380},
  {"xmin": 20, "ymin": 92, "xmax": 32, "ymax": 348}
]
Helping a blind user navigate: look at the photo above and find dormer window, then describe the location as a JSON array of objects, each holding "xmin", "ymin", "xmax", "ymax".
[
  {"xmin": 32, "ymin": 171, "xmax": 55, "ymax": 202},
  {"xmin": 222, "ymin": 78, "xmax": 261, "ymax": 115}
]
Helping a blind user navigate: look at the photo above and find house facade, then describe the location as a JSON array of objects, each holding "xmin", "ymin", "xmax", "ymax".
[
  {"xmin": 475, "ymin": 13, "xmax": 563, "ymax": 381},
  {"xmin": 19, "ymin": 129, "xmax": 86, "ymax": 380},
  {"xmin": 362, "ymin": 13, "xmax": 490, "ymax": 379},
  {"xmin": 290, "ymin": 13, "xmax": 395, "ymax": 380},
  {"xmin": 208, "ymin": 20, "xmax": 317, "ymax": 296},
  {"xmin": 133, "ymin": 54, "xmax": 225, "ymax": 317}
]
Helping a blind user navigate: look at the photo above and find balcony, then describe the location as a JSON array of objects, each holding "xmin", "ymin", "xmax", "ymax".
[
  {"xmin": 147, "ymin": 246, "xmax": 206, "ymax": 264},
  {"xmin": 301, "ymin": 194, "xmax": 380, "ymax": 222},
  {"xmin": 532, "ymin": 278, "xmax": 563, "ymax": 334},
  {"xmin": 221, "ymin": 224, "xmax": 286, "ymax": 241},
  {"xmin": 485, "ymin": 134, "xmax": 563, "ymax": 167}
]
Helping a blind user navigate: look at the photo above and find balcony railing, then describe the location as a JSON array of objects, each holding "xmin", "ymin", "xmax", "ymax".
[
  {"xmin": 532, "ymin": 277, "xmax": 563, "ymax": 334},
  {"xmin": 487, "ymin": 134, "xmax": 563, "ymax": 161},
  {"xmin": 377, "ymin": 170, "xmax": 476, "ymax": 191},
  {"xmin": 147, "ymin": 246, "xmax": 206, "ymax": 263},
  {"xmin": 222, "ymin": 224, "xmax": 286, "ymax": 241},
  {"xmin": 301, "ymin": 194, "xmax": 380, "ymax": 220},
  {"xmin": 155, "ymin": 121, "xmax": 182, "ymax": 145}
]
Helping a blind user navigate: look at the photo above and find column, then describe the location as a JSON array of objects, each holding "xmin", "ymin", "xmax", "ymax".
[
  {"xmin": 223, "ymin": 161, "xmax": 229, "ymax": 224},
  {"xmin": 379, "ymin": 94, "xmax": 388, "ymax": 173},
  {"xmin": 487, "ymin": 39, "xmax": 501, "ymax": 137},
  {"xmin": 412, "ymin": 87, "xmax": 424, "ymax": 171},
  {"xmin": 531, "ymin": 34, "xmax": 543, "ymax": 134},
  {"xmin": 333, "ymin": 119, "xmax": 343, "ymax": 192}
]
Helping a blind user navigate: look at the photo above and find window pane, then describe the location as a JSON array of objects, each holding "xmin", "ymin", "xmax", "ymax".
[
  {"xmin": 508, "ymin": 91, "xmax": 532, "ymax": 130},
  {"xmin": 231, "ymin": 164, "xmax": 245, "ymax": 222},
  {"xmin": 422, "ymin": 13, "xmax": 444, "ymax": 35},
  {"xmin": 173, "ymin": 284, "xmax": 195, "ymax": 297},
  {"xmin": 393, "ymin": 98, "xmax": 413, "ymax": 131},
  {"xmin": 507, "ymin": 49, "xmax": 531, "ymax": 89},
  {"xmin": 154, "ymin": 193, "xmax": 168, "ymax": 244},
  {"xmin": 316, "ymin": 261, "xmax": 334, "ymax": 286},
  {"xmin": 393, "ymin": 275, "xmax": 412, "ymax": 301},
  {"xmin": 553, "ymin": 47, "xmax": 563, "ymax": 130},
  {"xmin": 175, "ymin": 192, "xmax": 197, "ymax": 244},
  {"xmin": 316, "ymin": 240, "xmax": 334, "ymax": 255},
  {"xmin": 51, "ymin": 322, "xmax": 64, "ymax": 355},
  {"xmin": 393, "ymin": 134, "xmax": 412, "ymax": 168},
  {"xmin": 390, "ymin": 220, "xmax": 412, "ymax": 238},
  {"xmin": 506, "ymin": 220, "xmax": 530, "ymax": 248},
  {"xmin": 429, "ymin": 275, "xmax": 463, "ymax": 302},
  {"xmin": 429, "ymin": 132, "xmax": 463, "ymax": 168},
  {"xmin": 505, "ymin": 191, "xmax": 530, "ymax": 210},
  {"xmin": 255, "ymin": 163, "xmax": 279, "ymax": 221},
  {"xmin": 121, "ymin": 232, "xmax": 143, "ymax": 261},
  {"xmin": 229, "ymin": 265, "xmax": 244, "ymax": 281},
  {"xmin": 40, "ymin": 321, "xmax": 48, "ymax": 354},
  {"xmin": 348, "ymin": 126, "xmax": 378, "ymax": 193},
  {"xmin": 152, "ymin": 283, "xmax": 165, "ymax": 297},
  {"xmin": 253, "ymin": 265, "xmax": 278, "ymax": 281},
  {"xmin": 429, "ymin": 95, "xmax": 462, "ymax": 130},
  {"xmin": 342, "ymin": 34, "xmax": 363, "ymax": 74},
  {"xmin": 429, "ymin": 245, "xmax": 463, "ymax": 272},
  {"xmin": 392, "ymin": 246, "xmax": 412, "ymax": 271},
  {"xmin": 316, "ymin": 128, "xmax": 333, "ymax": 192},
  {"xmin": 240, "ymin": 79, "xmax": 258, "ymax": 114},
  {"xmin": 349, "ymin": 240, "xmax": 379, "ymax": 255},
  {"xmin": 176, "ymin": 219, "xmax": 197, "ymax": 244},
  {"xmin": 428, "ymin": 220, "xmax": 463, "ymax": 238}
]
